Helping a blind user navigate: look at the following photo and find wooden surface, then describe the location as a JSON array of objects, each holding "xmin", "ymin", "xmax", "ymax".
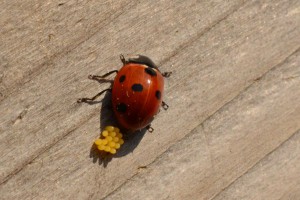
[{"xmin": 0, "ymin": 0, "xmax": 299, "ymax": 199}]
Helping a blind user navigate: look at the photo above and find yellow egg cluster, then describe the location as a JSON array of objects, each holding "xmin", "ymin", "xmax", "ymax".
[{"xmin": 94, "ymin": 126, "xmax": 124, "ymax": 154}]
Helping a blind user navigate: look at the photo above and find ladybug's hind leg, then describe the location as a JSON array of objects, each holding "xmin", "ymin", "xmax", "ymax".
[
  {"xmin": 77, "ymin": 88, "xmax": 112, "ymax": 103},
  {"xmin": 146, "ymin": 125, "xmax": 154, "ymax": 133},
  {"xmin": 162, "ymin": 71, "xmax": 172, "ymax": 78},
  {"xmin": 161, "ymin": 101, "xmax": 169, "ymax": 110}
]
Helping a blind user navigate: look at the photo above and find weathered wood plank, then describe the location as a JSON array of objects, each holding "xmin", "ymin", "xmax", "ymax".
[
  {"xmin": 0, "ymin": 0, "xmax": 299, "ymax": 199},
  {"xmin": 105, "ymin": 47, "xmax": 300, "ymax": 200},
  {"xmin": 213, "ymin": 129, "xmax": 300, "ymax": 200},
  {"xmin": 0, "ymin": 0, "xmax": 134, "ymax": 100}
]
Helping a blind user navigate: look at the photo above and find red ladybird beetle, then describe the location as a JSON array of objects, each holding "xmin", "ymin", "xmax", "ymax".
[{"xmin": 78, "ymin": 54, "xmax": 171, "ymax": 132}]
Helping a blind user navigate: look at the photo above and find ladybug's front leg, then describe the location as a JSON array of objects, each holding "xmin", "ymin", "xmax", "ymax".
[
  {"xmin": 88, "ymin": 70, "xmax": 118, "ymax": 81},
  {"xmin": 77, "ymin": 88, "xmax": 112, "ymax": 103}
]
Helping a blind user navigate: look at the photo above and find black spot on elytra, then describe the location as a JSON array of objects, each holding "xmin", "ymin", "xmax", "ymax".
[
  {"xmin": 132, "ymin": 84, "xmax": 143, "ymax": 92},
  {"xmin": 119, "ymin": 75, "xmax": 126, "ymax": 83},
  {"xmin": 145, "ymin": 67, "xmax": 157, "ymax": 76},
  {"xmin": 155, "ymin": 90, "xmax": 161, "ymax": 100},
  {"xmin": 116, "ymin": 103, "xmax": 127, "ymax": 113}
]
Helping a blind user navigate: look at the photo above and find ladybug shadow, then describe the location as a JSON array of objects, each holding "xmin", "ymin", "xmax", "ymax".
[{"xmin": 89, "ymin": 91, "xmax": 147, "ymax": 167}]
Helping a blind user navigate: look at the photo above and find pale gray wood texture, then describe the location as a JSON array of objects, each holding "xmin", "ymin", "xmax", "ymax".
[
  {"xmin": 0, "ymin": 0, "xmax": 299, "ymax": 199},
  {"xmin": 214, "ymin": 130, "xmax": 300, "ymax": 200}
]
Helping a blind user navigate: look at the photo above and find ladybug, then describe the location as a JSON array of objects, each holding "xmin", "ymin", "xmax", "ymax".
[{"xmin": 78, "ymin": 54, "xmax": 171, "ymax": 132}]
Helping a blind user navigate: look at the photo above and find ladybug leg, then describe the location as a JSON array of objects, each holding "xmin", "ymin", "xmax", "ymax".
[
  {"xmin": 146, "ymin": 125, "xmax": 154, "ymax": 133},
  {"xmin": 88, "ymin": 70, "xmax": 118, "ymax": 80},
  {"xmin": 162, "ymin": 71, "xmax": 172, "ymax": 78},
  {"xmin": 120, "ymin": 54, "xmax": 127, "ymax": 65},
  {"xmin": 161, "ymin": 101, "xmax": 169, "ymax": 110},
  {"xmin": 77, "ymin": 88, "xmax": 112, "ymax": 103}
]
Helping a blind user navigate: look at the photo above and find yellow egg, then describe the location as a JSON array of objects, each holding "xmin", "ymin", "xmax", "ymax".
[
  {"xmin": 109, "ymin": 131, "xmax": 116, "ymax": 137},
  {"xmin": 105, "ymin": 126, "xmax": 114, "ymax": 132},
  {"xmin": 98, "ymin": 145, "xmax": 105, "ymax": 151},
  {"xmin": 109, "ymin": 141, "xmax": 116, "ymax": 148},
  {"xmin": 114, "ymin": 128, "xmax": 120, "ymax": 133},
  {"xmin": 104, "ymin": 146, "xmax": 111, "ymax": 152},
  {"xmin": 102, "ymin": 139, "xmax": 108, "ymax": 145},
  {"xmin": 106, "ymin": 136, "xmax": 113, "ymax": 142},
  {"xmin": 113, "ymin": 137, "xmax": 119, "ymax": 142},
  {"xmin": 115, "ymin": 143, "xmax": 121, "ymax": 149},
  {"xmin": 94, "ymin": 139, "xmax": 102, "ymax": 145},
  {"xmin": 119, "ymin": 139, "xmax": 124, "ymax": 145},
  {"xmin": 110, "ymin": 148, "xmax": 117, "ymax": 154},
  {"xmin": 102, "ymin": 130, "xmax": 109, "ymax": 137},
  {"xmin": 116, "ymin": 133, "xmax": 123, "ymax": 139}
]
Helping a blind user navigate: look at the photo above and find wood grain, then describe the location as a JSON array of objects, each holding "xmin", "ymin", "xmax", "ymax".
[
  {"xmin": 0, "ymin": 0, "xmax": 299, "ymax": 199},
  {"xmin": 214, "ymin": 130, "xmax": 300, "ymax": 200}
]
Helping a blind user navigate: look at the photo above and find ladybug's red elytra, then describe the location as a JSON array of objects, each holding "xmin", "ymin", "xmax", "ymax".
[{"xmin": 78, "ymin": 54, "xmax": 171, "ymax": 132}]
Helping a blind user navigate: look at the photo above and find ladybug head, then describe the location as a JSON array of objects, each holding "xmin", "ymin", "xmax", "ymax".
[{"xmin": 122, "ymin": 54, "xmax": 159, "ymax": 70}]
